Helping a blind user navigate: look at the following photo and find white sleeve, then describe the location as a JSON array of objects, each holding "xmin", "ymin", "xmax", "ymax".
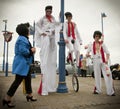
[
  {"xmin": 55, "ymin": 23, "xmax": 62, "ymax": 43},
  {"xmin": 35, "ymin": 18, "xmax": 45, "ymax": 35},
  {"xmin": 35, "ymin": 18, "xmax": 44, "ymax": 48},
  {"xmin": 63, "ymin": 22, "xmax": 67, "ymax": 40},
  {"xmin": 74, "ymin": 24, "xmax": 82, "ymax": 44},
  {"xmin": 102, "ymin": 43, "xmax": 111, "ymax": 65},
  {"xmin": 102, "ymin": 43, "xmax": 110, "ymax": 54},
  {"xmin": 87, "ymin": 43, "xmax": 92, "ymax": 54}
]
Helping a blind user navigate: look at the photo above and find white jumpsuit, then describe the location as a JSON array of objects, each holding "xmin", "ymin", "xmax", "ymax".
[
  {"xmin": 64, "ymin": 22, "xmax": 82, "ymax": 66},
  {"xmin": 87, "ymin": 43, "xmax": 115, "ymax": 95},
  {"xmin": 35, "ymin": 16, "xmax": 57, "ymax": 95}
]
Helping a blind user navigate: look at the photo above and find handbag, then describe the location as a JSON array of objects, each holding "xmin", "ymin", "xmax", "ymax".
[{"xmin": 30, "ymin": 61, "xmax": 41, "ymax": 73}]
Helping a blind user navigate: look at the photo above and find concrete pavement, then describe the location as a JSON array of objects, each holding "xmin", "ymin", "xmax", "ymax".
[{"xmin": 0, "ymin": 73, "xmax": 120, "ymax": 109}]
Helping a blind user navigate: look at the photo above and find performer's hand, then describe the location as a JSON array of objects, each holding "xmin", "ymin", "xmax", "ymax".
[
  {"xmin": 106, "ymin": 73, "xmax": 110, "ymax": 77},
  {"xmin": 41, "ymin": 33, "xmax": 47, "ymax": 36},
  {"xmin": 31, "ymin": 47, "xmax": 36, "ymax": 53},
  {"xmin": 86, "ymin": 54, "xmax": 90, "ymax": 57},
  {"xmin": 52, "ymin": 30, "xmax": 55, "ymax": 35},
  {"xmin": 84, "ymin": 45, "xmax": 88, "ymax": 49},
  {"xmin": 60, "ymin": 30, "xmax": 63, "ymax": 33},
  {"xmin": 80, "ymin": 43, "xmax": 82, "ymax": 45},
  {"xmin": 64, "ymin": 39, "xmax": 69, "ymax": 44},
  {"xmin": 105, "ymin": 60, "xmax": 108, "ymax": 65}
]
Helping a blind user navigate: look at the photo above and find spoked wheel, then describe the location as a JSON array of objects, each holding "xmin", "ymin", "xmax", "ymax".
[{"xmin": 72, "ymin": 73, "xmax": 79, "ymax": 92}]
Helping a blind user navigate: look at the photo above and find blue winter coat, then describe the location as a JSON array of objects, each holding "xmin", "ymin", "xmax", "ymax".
[{"xmin": 12, "ymin": 36, "xmax": 33, "ymax": 76}]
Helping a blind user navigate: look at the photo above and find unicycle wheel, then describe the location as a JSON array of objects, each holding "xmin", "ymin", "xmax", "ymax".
[{"xmin": 72, "ymin": 73, "xmax": 79, "ymax": 92}]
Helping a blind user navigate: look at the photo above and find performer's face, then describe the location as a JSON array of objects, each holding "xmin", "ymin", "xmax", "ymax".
[
  {"xmin": 67, "ymin": 16, "xmax": 72, "ymax": 21},
  {"xmin": 94, "ymin": 35, "xmax": 101, "ymax": 41},
  {"xmin": 46, "ymin": 9, "xmax": 52, "ymax": 15}
]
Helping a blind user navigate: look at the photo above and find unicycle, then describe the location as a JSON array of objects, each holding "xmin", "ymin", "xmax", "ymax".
[
  {"xmin": 66, "ymin": 42, "xmax": 79, "ymax": 92},
  {"xmin": 71, "ymin": 62, "xmax": 79, "ymax": 92}
]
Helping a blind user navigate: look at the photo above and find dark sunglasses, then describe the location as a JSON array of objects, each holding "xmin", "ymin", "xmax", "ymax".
[{"xmin": 46, "ymin": 11, "xmax": 52, "ymax": 13}]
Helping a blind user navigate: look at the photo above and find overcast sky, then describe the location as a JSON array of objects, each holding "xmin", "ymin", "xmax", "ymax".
[{"xmin": 0, "ymin": 0, "xmax": 120, "ymax": 66}]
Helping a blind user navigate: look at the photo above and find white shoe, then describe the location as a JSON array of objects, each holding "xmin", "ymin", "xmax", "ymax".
[
  {"xmin": 48, "ymin": 90, "xmax": 56, "ymax": 92},
  {"xmin": 41, "ymin": 93, "xmax": 48, "ymax": 96},
  {"xmin": 48, "ymin": 88, "xmax": 56, "ymax": 92}
]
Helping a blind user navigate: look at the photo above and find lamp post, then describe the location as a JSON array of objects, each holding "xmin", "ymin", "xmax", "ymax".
[
  {"xmin": 101, "ymin": 12, "xmax": 107, "ymax": 35},
  {"xmin": 57, "ymin": 0, "xmax": 68, "ymax": 93},
  {"xmin": 5, "ymin": 38, "xmax": 9, "ymax": 76},
  {"xmin": 2, "ymin": 20, "xmax": 13, "ymax": 77},
  {"xmin": 31, "ymin": 21, "xmax": 36, "ymax": 78},
  {"xmin": 3, "ymin": 31, "xmax": 13, "ymax": 77},
  {"xmin": 2, "ymin": 20, "xmax": 7, "ymax": 72}
]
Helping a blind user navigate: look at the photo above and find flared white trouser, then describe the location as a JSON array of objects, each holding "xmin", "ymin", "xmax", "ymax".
[
  {"xmin": 38, "ymin": 36, "xmax": 57, "ymax": 95},
  {"xmin": 66, "ymin": 37, "xmax": 80, "ymax": 66},
  {"xmin": 93, "ymin": 55, "xmax": 115, "ymax": 95}
]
